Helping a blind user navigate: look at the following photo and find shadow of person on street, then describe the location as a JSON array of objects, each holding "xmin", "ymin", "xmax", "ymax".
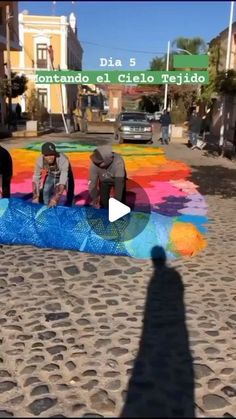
[{"xmin": 120, "ymin": 246, "xmax": 195, "ymax": 418}]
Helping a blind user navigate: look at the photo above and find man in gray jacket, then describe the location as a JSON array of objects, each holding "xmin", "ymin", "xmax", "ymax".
[
  {"xmin": 32, "ymin": 142, "xmax": 74, "ymax": 207},
  {"xmin": 188, "ymin": 110, "xmax": 203, "ymax": 150},
  {"xmin": 88, "ymin": 145, "xmax": 126, "ymax": 209}
]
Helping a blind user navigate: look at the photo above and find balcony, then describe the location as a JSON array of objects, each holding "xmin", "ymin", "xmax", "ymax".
[{"xmin": 37, "ymin": 59, "xmax": 47, "ymax": 69}]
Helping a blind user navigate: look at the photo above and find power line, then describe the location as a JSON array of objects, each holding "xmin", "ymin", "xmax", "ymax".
[
  {"xmin": 12, "ymin": 24, "xmax": 166, "ymax": 68},
  {"xmin": 12, "ymin": 20, "xmax": 165, "ymax": 60},
  {"xmin": 80, "ymin": 40, "xmax": 195, "ymax": 56},
  {"xmin": 80, "ymin": 40, "xmax": 166, "ymax": 55}
]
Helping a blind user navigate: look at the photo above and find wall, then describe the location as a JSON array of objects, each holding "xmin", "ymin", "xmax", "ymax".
[
  {"xmin": 108, "ymin": 85, "xmax": 123, "ymax": 117},
  {"xmin": 211, "ymin": 94, "xmax": 236, "ymax": 144},
  {"xmin": 214, "ymin": 23, "xmax": 236, "ymax": 72}
]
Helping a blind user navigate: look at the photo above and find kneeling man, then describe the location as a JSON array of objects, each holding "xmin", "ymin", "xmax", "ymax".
[
  {"xmin": 32, "ymin": 142, "xmax": 74, "ymax": 207},
  {"xmin": 89, "ymin": 145, "xmax": 126, "ymax": 209}
]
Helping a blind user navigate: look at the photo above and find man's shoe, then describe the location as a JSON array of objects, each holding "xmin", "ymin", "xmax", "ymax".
[{"xmin": 191, "ymin": 145, "xmax": 197, "ymax": 150}]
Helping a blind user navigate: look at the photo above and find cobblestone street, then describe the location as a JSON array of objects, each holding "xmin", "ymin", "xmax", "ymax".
[{"xmin": 0, "ymin": 136, "xmax": 235, "ymax": 417}]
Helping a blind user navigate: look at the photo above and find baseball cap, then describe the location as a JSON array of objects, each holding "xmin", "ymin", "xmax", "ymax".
[{"xmin": 42, "ymin": 142, "xmax": 57, "ymax": 156}]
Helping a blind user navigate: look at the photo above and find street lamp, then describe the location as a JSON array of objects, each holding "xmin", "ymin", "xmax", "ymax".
[
  {"xmin": 173, "ymin": 48, "xmax": 192, "ymax": 55},
  {"xmin": 164, "ymin": 41, "xmax": 193, "ymax": 109},
  {"xmin": 226, "ymin": 1, "xmax": 234, "ymax": 71},
  {"xmin": 163, "ymin": 41, "xmax": 170, "ymax": 110}
]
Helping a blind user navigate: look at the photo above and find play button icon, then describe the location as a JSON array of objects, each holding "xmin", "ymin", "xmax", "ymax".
[
  {"xmin": 85, "ymin": 178, "xmax": 151, "ymax": 242},
  {"xmin": 109, "ymin": 198, "xmax": 131, "ymax": 222}
]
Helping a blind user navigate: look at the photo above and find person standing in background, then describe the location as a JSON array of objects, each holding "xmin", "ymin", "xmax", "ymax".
[
  {"xmin": 188, "ymin": 110, "xmax": 202, "ymax": 150},
  {"xmin": 160, "ymin": 109, "xmax": 172, "ymax": 145}
]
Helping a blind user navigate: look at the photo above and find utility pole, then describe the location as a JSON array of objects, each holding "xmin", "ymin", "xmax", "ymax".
[
  {"xmin": 47, "ymin": 45, "xmax": 69, "ymax": 133},
  {"xmin": 6, "ymin": 4, "xmax": 12, "ymax": 128},
  {"xmin": 52, "ymin": 1, "xmax": 56, "ymax": 16},
  {"xmin": 220, "ymin": 1, "xmax": 234, "ymax": 157},
  {"xmin": 163, "ymin": 44, "xmax": 192, "ymax": 111},
  {"xmin": 57, "ymin": 65, "xmax": 69, "ymax": 133},
  {"xmin": 164, "ymin": 40, "xmax": 170, "ymax": 110},
  {"xmin": 226, "ymin": 1, "xmax": 234, "ymax": 71}
]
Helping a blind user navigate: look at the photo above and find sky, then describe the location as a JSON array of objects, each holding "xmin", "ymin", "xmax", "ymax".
[{"xmin": 19, "ymin": 1, "xmax": 235, "ymax": 70}]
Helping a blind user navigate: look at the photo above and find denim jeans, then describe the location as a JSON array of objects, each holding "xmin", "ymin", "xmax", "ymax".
[
  {"xmin": 161, "ymin": 126, "xmax": 169, "ymax": 144},
  {"xmin": 43, "ymin": 167, "xmax": 75, "ymax": 206},
  {"xmin": 43, "ymin": 175, "xmax": 56, "ymax": 205},
  {"xmin": 189, "ymin": 132, "xmax": 198, "ymax": 146}
]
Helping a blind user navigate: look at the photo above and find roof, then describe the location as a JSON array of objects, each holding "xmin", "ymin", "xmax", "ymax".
[
  {"xmin": 219, "ymin": 21, "xmax": 236, "ymax": 37},
  {"xmin": 210, "ymin": 21, "xmax": 236, "ymax": 45}
]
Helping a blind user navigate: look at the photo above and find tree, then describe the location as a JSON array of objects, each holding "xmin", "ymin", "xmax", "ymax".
[
  {"xmin": 146, "ymin": 74, "xmax": 197, "ymax": 112},
  {"xmin": 172, "ymin": 37, "xmax": 207, "ymax": 54},
  {"xmin": 169, "ymin": 84, "xmax": 198, "ymax": 109},
  {"xmin": 200, "ymin": 42, "xmax": 219, "ymax": 104},
  {"xmin": 148, "ymin": 37, "xmax": 207, "ymax": 112},
  {"xmin": 150, "ymin": 54, "xmax": 174, "ymax": 71},
  {"xmin": 10, "ymin": 73, "xmax": 28, "ymax": 98},
  {"xmin": 150, "ymin": 56, "xmax": 166, "ymax": 71},
  {"xmin": 200, "ymin": 42, "xmax": 236, "ymax": 105},
  {"xmin": 171, "ymin": 99, "xmax": 187, "ymax": 124},
  {"xmin": 26, "ymin": 87, "xmax": 37, "ymax": 120},
  {"xmin": 148, "ymin": 55, "xmax": 173, "ymax": 109},
  {"xmin": 215, "ymin": 69, "xmax": 236, "ymax": 95},
  {"xmin": 0, "ymin": 72, "xmax": 28, "ymax": 98},
  {"xmin": 139, "ymin": 95, "xmax": 154, "ymax": 113},
  {"xmin": 139, "ymin": 94, "xmax": 162, "ymax": 113},
  {"xmin": 27, "ymin": 87, "xmax": 49, "ymax": 124}
]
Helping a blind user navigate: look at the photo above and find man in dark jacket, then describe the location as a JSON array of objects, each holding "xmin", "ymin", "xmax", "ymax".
[
  {"xmin": 15, "ymin": 103, "xmax": 22, "ymax": 120},
  {"xmin": 32, "ymin": 142, "xmax": 74, "ymax": 207},
  {"xmin": 88, "ymin": 145, "xmax": 126, "ymax": 209},
  {"xmin": 160, "ymin": 109, "xmax": 171, "ymax": 144},
  {"xmin": 0, "ymin": 146, "xmax": 13, "ymax": 198}
]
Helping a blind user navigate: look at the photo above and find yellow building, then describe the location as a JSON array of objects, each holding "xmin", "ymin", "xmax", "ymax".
[
  {"xmin": 9, "ymin": 11, "xmax": 83, "ymax": 116},
  {"xmin": 0, "ymin": 1, "xmax": 19, "ymax": 125}
]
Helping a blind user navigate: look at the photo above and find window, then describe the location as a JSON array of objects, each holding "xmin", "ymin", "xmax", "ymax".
[
  {"xmin": 36, "ymin": 44, "xmax": 48, "ymax": 68},
  {"xmin": 120, "ymin": 113, "xmax": 147, "ymax": 122},
  {"xmin": 37, "ymin": 89, "xmax": 48, "ymax": 109}
]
